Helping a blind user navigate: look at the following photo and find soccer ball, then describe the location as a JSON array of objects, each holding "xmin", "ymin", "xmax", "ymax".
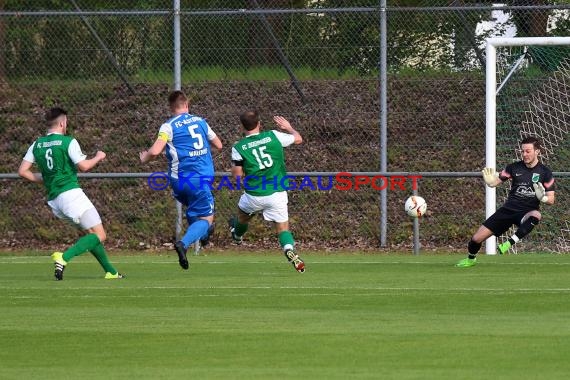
[{"xmin": 404, "ymin": 196, "xmax": 427, "ymax": 218}]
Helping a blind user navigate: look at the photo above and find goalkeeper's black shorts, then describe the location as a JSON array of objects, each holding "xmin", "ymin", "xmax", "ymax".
[{"xmin": 483, "ymin": 207, "xmax": 536, "ymax": 236}]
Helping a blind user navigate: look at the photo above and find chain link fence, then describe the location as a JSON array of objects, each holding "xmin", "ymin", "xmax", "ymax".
[{"xmin": 1, "ymin": 1, "xmax": 569, "ymax": 251}]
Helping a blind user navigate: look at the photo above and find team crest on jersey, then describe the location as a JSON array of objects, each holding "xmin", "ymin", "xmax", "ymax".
[{"xmin": 532, "ymin": 173, "xmax": 540, "ymax": 183}]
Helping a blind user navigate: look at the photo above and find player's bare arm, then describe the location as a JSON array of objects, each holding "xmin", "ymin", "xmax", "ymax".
[
  {"xmin": 77, "ymin": 151, "xmax": 106, "ymax": 172},
  {"xmin": 209, "ymin": 135, "xmax": 223, "ymax": 151},
  {"xmin": 18, "ymin": 160, "xmax": 43, "ymax": 183},
  {"xmin": 231, "ymin": 164, "xmax": 244, "ymax": 179},
  {"xmin": 273, "ymin": 116, "xmax": 302, "ymax": 145},
  {"xmin": 545, "ymin": 191, "xmax": 555, "ymax": 205},
  {"xmin": 140, "ymin": 138, "xmax": 167, "ymax": 164}
]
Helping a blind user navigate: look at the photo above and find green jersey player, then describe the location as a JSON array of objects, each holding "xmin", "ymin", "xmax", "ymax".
[
  {"xmin": 229, "ymin": 111, "xmax": 305, "ymax": 272},
  {"xmin": 18, "ymin": 107, "xmax": 124, "ymax": 280}
]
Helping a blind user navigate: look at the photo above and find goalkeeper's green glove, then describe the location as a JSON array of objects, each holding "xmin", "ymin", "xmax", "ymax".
[
  {"xmin": 482, "ymin": 167, "xmax": 499, "ymax": 187},
  {"xmin": 533, "ymin": 182, "xmax": 548, "ymax": 203}
]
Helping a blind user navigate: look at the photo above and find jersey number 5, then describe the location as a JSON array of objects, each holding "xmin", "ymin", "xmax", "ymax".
[
  {"xmin": 187, "ymin": 125, "xmax": 204, "ymax": 150},
  {"xmin": 252, "ymin": 146, "xmax": 273, "ymax": 169}
]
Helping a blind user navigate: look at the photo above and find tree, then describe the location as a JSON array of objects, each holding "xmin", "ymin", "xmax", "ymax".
[{"xmin": 509, "ymin": 0, "xmax": 552, "ymax": 37}]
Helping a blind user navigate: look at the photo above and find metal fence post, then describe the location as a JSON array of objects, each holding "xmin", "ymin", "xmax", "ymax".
[
  {"xmin": 412, "ymin": 187, "xmax": 420, "ymax": 255},
  {"xmin": 173, "ymin": 0, "xmax": 183, "ymax": 241},
  {"xmin": 379, "ymin": 0, "xmax": 388, "ymax": 247}
]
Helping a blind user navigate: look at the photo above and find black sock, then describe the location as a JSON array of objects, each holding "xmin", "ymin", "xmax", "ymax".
[
  {"xmin": 468, "ymin": 239, "xmax": 481, "ymax": 260},
  {"xmin": 515, "ymin": 216, "xmax": 540, "ymax": 240}
]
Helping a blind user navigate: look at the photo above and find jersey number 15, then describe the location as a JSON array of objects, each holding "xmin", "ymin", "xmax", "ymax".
[{"xmin": 252, "ymin": 146, "xmax": 273, "ymax": 169}]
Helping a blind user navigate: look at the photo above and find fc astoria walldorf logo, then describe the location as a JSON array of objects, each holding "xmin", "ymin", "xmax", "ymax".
[{"xmin": 532, "ymin": 173, "xmax": 540, "ymax": 183}]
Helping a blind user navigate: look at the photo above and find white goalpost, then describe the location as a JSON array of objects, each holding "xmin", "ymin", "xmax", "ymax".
[{"xmin": 485, "ymin": 36, "xmax": 570, "ymax": 255}]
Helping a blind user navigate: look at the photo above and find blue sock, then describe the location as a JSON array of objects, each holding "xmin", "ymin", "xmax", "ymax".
[
  {"xmin": 180, "ymin": 219, "xmax": 210, "ymax": 248},
  {"xmin": 185, "ymin": 216, "xmax": 210, "ymax": 242}
]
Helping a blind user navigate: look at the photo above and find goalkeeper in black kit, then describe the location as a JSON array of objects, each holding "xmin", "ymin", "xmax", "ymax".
[{"xmin": 456, "ymin": 136, "xmax": 555, "ymax": 267}]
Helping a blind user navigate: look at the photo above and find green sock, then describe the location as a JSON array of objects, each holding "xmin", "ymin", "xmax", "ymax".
[
  {"xmin": 62, "ymin": 233, "xmax": 100, "ymax": 262},
  {"xmin": 235, "ymin": 221, "xmax": 248, "ymax": 237},
  {"xmin": 90, "ymin": 243, "xmax": 117, "ymax": 274},
  {"xmin": 278, "ymin": 230, "xmax": 295, "ymax": 250}
]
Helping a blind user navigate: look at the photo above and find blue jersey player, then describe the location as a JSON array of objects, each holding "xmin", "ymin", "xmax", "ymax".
[
  {"xmin": 457, "ymin": 136, "xmax": 555, "ymax": 267},
  {"xmin": 140, "ymin": 91, "xmax": 222, "ymax": 270}
]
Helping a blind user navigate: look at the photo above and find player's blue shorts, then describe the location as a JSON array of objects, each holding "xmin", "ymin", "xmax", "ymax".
[{"xmin": 170, "ymin": 177, "xmax": 215, "ymax": 220}]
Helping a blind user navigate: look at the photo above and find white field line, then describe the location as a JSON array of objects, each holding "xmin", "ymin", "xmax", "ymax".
[
  {"xmin": 1, "ymin": 285, "xmax": 570, "ymax": 293},
  {"xmin": 4, "ymin": 292, "xmax": 393, "ymax": 299},
  {"xmin": 1, "ymin": 259, "xmax": 570, "ymax": 266}
]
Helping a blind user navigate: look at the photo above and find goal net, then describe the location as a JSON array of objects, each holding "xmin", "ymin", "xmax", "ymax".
[{"xmin": 486, "ymin": 37, "xmax": 570, "ymax": 254}]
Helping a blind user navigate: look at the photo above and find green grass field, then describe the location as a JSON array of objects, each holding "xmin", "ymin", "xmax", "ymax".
[{"xmin": 1, "ymin": 252, "xmax": 569, "ymax": 380}]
